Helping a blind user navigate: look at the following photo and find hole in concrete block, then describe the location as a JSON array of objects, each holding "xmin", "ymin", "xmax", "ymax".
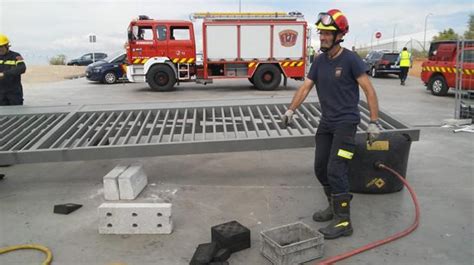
[
  {"xmin": 132, "ymin": 223, "xmax": 138, "ymax": 227},
  {"xmin": 157, "ymin": 213, "xmax": 162, "ymax": 217},
  {"xmin": 106, "ymin": 212, "xmax": 112, "ymax": 217},
  {"xmin": 107, "ymin": 223, "xmax": 113, "ymax": 227},
  {"xmin": 132, "ymin": 213, "xmax": 138, "ymax": 216},
  {"xmin": 157, "ymin": 224, "xmax": 162, "ymax": 228}
]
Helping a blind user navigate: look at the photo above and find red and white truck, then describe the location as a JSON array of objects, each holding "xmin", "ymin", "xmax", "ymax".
[
  {"xmin": 421, "ymin": 40, "xmax": 474, "ymax": 96},
  {"xmin": 125, "ymin": 12, "xmax": 309, "ymax": 91}
]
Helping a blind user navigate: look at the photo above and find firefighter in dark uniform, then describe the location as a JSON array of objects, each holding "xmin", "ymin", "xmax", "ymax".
[
  {"xmin": 282, "ymin": 9, "xmax": 382, "ymax": 239},
  {"xmin": 0, "ymin": 34, "xmax": 26, "ymax": 106}
]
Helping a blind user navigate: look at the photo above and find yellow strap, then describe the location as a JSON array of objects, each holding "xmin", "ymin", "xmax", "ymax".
[{"xmin": 337, "ymin": 149, "xmax": 354, "ymax": 159}]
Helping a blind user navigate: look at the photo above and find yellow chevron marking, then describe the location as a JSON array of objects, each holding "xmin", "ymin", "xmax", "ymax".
[
  {"xmin": 142, "ymin": 58, "xmax": 149, "ymax": 64},
  {"xmin": 173, "ymin": 58, "xmax": 179, "ymax": 63},
  {"xmin": 435, "ymin": 67, "xmax": 440, "ymax": 72},
  {"xmin": 297, "ymin": 62, "xmax": 304, "ymax": 67},
  {"xmin": 179, "ymin": 58, "xmax": 187, "ymax": 63},
  {"xmin": 440, "ymin": 67, "xmax": 446, "ymax": 73},
  {"xmin": 187, "ymin": 58, "xmax": 195, "ymax": 63},
  {"xmin": 283, "ymin": 62, "xmax": 290, "ymax": 67},
  {"xmin": 133, "ymin": 59, "xmax": 141, "ymax": 64},
  {"xmin": 290, "ymin": 62, "xmax": 297, "ymax": 67},
  {"xmin": 249, "ymin": 62, "xmax": 255, "ymax": 68},
  {"xmin": 447, "ymin": 67, "xmax": 452, "ymax": 73}
]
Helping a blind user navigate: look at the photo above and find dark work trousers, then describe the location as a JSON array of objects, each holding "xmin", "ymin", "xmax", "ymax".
[
  {"xmin": 399, "ymin": 67, "xmax": 409, "ymax": 82},
  {"xmin": 0, "ymin": 93, "xmax": 23, "ymax": 106},
  {"xmin": 314, "ymin": 122, "xmax": 358, "ymax": 194}
]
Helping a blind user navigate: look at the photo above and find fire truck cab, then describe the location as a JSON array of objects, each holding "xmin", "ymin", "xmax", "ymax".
[
  {"xmin": 421, "ymin": 40, "xmax": 474, "ymax": 96},
  {"xmin": 126, "ymin": 12, "xmax": 309, "ymax": 91}
]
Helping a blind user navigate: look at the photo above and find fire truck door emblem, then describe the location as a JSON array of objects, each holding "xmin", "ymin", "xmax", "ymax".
[{"xmin": 279, "ymin": 30, "xmax": 298, "ymax": 47}]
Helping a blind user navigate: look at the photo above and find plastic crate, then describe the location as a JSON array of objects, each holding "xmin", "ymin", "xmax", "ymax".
[{"xmin": 260, "ymin": 222, "xmax": 324, "ymax": 265}]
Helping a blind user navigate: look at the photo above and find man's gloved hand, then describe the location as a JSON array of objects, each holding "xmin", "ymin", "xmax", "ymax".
[
  {"xmin": 367, "ymin": 120, "xmax": 382, "ymax": 145},
  {"xmin": 281, "ymin": 109, "xmax": 294, "ymax": 128}
]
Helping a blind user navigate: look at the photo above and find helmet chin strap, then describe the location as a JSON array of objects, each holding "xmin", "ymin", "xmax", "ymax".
[{"xmin": 320, "ymin": 31, "xmax": 344, "ymax": 53}]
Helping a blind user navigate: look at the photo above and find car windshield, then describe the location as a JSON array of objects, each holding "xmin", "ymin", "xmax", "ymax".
[
  {"xmin": 103, "ymin": 52, "xmax": 123, "ymax": 63},
  {"xmin": 382, "ymin": 53, "xmax": 399, "ymax": 62}
]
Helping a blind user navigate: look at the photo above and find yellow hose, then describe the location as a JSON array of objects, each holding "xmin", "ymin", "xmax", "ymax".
[{"xmin": 0, "ymin": 244, "xmax": 53, "ymax": 265}]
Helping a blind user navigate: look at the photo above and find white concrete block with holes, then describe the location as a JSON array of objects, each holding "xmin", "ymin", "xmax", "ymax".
[
  {"xmin": 118, "ymin": 164, "xmax": 148, "ymax": 200},
  {"xmin": 98, "ymin": 203, "xmax": 173, "ymax": 234},
  {"xmin": 103, "ymin": 165, "xmax": 129, "ymax": 201}
]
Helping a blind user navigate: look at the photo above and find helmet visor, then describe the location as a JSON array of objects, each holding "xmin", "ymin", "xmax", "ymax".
[{"xmin": 317, "ymin": 13, "xmax": 334, "ymax": 26}]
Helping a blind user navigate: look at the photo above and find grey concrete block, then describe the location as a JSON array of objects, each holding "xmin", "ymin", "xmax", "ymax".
[
  {"xmin": 103, "ymin": 165, "xmax": 128, "ymax": 201},
  {"xmin": 98, "ymin": 203, "xmax": 172, "ymax": 234},
  {"xmin": 118, "ymin": 164, "xmax": 148, "ymax": 200}
]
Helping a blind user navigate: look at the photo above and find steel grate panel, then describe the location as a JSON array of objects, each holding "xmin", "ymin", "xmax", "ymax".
[{"xmin": 0, "ymin": 100, "xmax": 419, "ymax": 164}]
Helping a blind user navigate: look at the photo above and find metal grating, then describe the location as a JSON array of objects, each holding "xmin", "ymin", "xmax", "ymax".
[{"xmin": 0, "ymin": 99, "xmax": 419, "ymax": 164}]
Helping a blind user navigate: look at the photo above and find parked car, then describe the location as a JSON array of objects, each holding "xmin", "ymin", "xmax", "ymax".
[
  {"xmin": 67, "ymin": 52, "xmax": 108, "ymax": 66},
  {"xmin": 364, "ymin": 50, "xmax": 400, "ymax": 78},
  {"xmin": 85, "ymin": 53, "xmax": 128, "ymax": 84}
]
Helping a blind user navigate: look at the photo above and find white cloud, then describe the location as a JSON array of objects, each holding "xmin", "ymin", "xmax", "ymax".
[{"xmin": 0, "ymin": 0, "xmax": 471, "ymax": 63}]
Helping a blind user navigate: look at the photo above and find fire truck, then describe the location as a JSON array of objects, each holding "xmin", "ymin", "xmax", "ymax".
[
  {"xmin": 421, "ymin": 40, "xmax": 474, "ymax": 96},
  {"xmin": 125, "ymin": 12, "xmax": 309, "ymax": 91}
]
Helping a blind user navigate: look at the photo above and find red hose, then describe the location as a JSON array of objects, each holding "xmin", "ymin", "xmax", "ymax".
[{"xmin": 316, "ymin": 163, "xmax": 420, "ymax": 265}]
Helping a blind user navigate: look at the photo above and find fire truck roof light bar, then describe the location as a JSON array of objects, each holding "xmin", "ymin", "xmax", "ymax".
[
  {"xmin": 0, "ymin": 98, "xmax": 418, "ymax": 165},
  {"xmin": 190, "ymin": 12, "xmax": 304, "ymax": 21}
]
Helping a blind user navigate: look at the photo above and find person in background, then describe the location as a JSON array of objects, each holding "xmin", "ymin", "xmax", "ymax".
[
  {"xmin": 396, "ymin": 47, "xmax": 412, "ymax": 86},
  {"xmin": 0, "ymin": 33, "xmax": 26, "ymax": 106}
]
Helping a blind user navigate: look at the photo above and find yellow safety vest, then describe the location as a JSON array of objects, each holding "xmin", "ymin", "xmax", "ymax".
[{"xmin": 400, "ymin": 50, "xmax": 411, "ymax": 67}]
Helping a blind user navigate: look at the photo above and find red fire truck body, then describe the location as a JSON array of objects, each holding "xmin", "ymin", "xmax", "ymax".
[
  {"xmin": 126, "ymin": 12, "xmax": 309, "ymax": 91},
  {"xmin": 421, "ymin": 40, "xmax": 474, "ymax": 96}
]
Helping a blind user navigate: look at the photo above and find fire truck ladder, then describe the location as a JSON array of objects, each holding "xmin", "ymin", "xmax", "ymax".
[
  {"xmin": 190, "ymin": 12, "xmax": 304, "ymax": 21},
  {"xmin": 0, "ymin": 98, "xmax": 419, "ymax": 165},
  {"xmin": 178, "ymin": 63, "xmax": 190, "ymax": 80}
]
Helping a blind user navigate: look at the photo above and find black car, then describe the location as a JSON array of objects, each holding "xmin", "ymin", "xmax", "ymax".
[
  {"xmin": 85, "ymin": 53, "xmax": 127, "ymax": 84},
  {"xmin": 67, "ymin": 52, "xmax": 108, "ymax": 66},
  {"xmin": 364, "ymin": 50, "xmax": 400, "ymax": 78}
]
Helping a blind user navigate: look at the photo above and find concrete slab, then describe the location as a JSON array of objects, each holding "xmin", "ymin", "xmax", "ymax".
[{"xmin": 0, "ymin": 75, "xmax": 473, "ymax": 265}]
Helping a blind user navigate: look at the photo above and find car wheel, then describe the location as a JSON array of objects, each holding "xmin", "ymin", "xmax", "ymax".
[
  {"xmin": 103, "ymin": 72, "xmax": 117, "ymax": 84},
  {"xmin": 253, "ymin": 64, "xmax": 282, "ymax": 91},
  {"xmin": 429, "ymin": 75, "xmax": 449, "ymax": 96},
  {"xmin": 146, "ymin": 64, "xmax": 176, "ymax": 92},
  {"xmin": 371, "ymin": 67, "xmax": 378, "ymax": 78}
]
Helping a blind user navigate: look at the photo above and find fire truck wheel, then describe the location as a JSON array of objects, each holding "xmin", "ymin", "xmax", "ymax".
[
  {"xmin": 147, "ymin": 65, "xmax": 176, "ymax": 91},
  {"xmin": 429, "ymin": 75, "xmax": 448, "ymax": 96},
  {"xmin": 103, "ymin": 71, "xmax": 117, "ymax": 84},
  {"xmin": 253, "ymin": 64, "xmax": 282, "ymax": 91}
]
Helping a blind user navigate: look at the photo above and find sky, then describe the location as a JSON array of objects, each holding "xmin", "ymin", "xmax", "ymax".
[{"xmin": 0, "ymin": 0, "xmax": 472, "ymax": 64}]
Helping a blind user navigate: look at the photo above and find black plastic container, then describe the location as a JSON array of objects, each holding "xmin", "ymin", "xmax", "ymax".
[{"xmin": 348, "ymin": 132, "xmax": 413, "ymax": 194}]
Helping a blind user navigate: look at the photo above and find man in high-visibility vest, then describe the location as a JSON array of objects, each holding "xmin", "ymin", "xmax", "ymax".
[{"xmin": 397, "ymin": 47, "xmax": 412, "ymax": 86}]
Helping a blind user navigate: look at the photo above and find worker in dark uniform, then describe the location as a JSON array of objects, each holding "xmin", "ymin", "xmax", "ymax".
[
  {"xmin": 0, "ymin": 34, "xmax": 26, "ymax": 106},
  {"xmin": 281, "ymin": 9, "xmax": 382, "ymax": 239}
]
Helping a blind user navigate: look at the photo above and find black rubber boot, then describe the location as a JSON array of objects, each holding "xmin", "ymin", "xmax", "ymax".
[
  {"xmin": 319, "ymin": 193, "xmax": 353, "ymax": 239},
  {"xmin": 312, "ymin": 186, "xmax": 333, "ymax": 222}
]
